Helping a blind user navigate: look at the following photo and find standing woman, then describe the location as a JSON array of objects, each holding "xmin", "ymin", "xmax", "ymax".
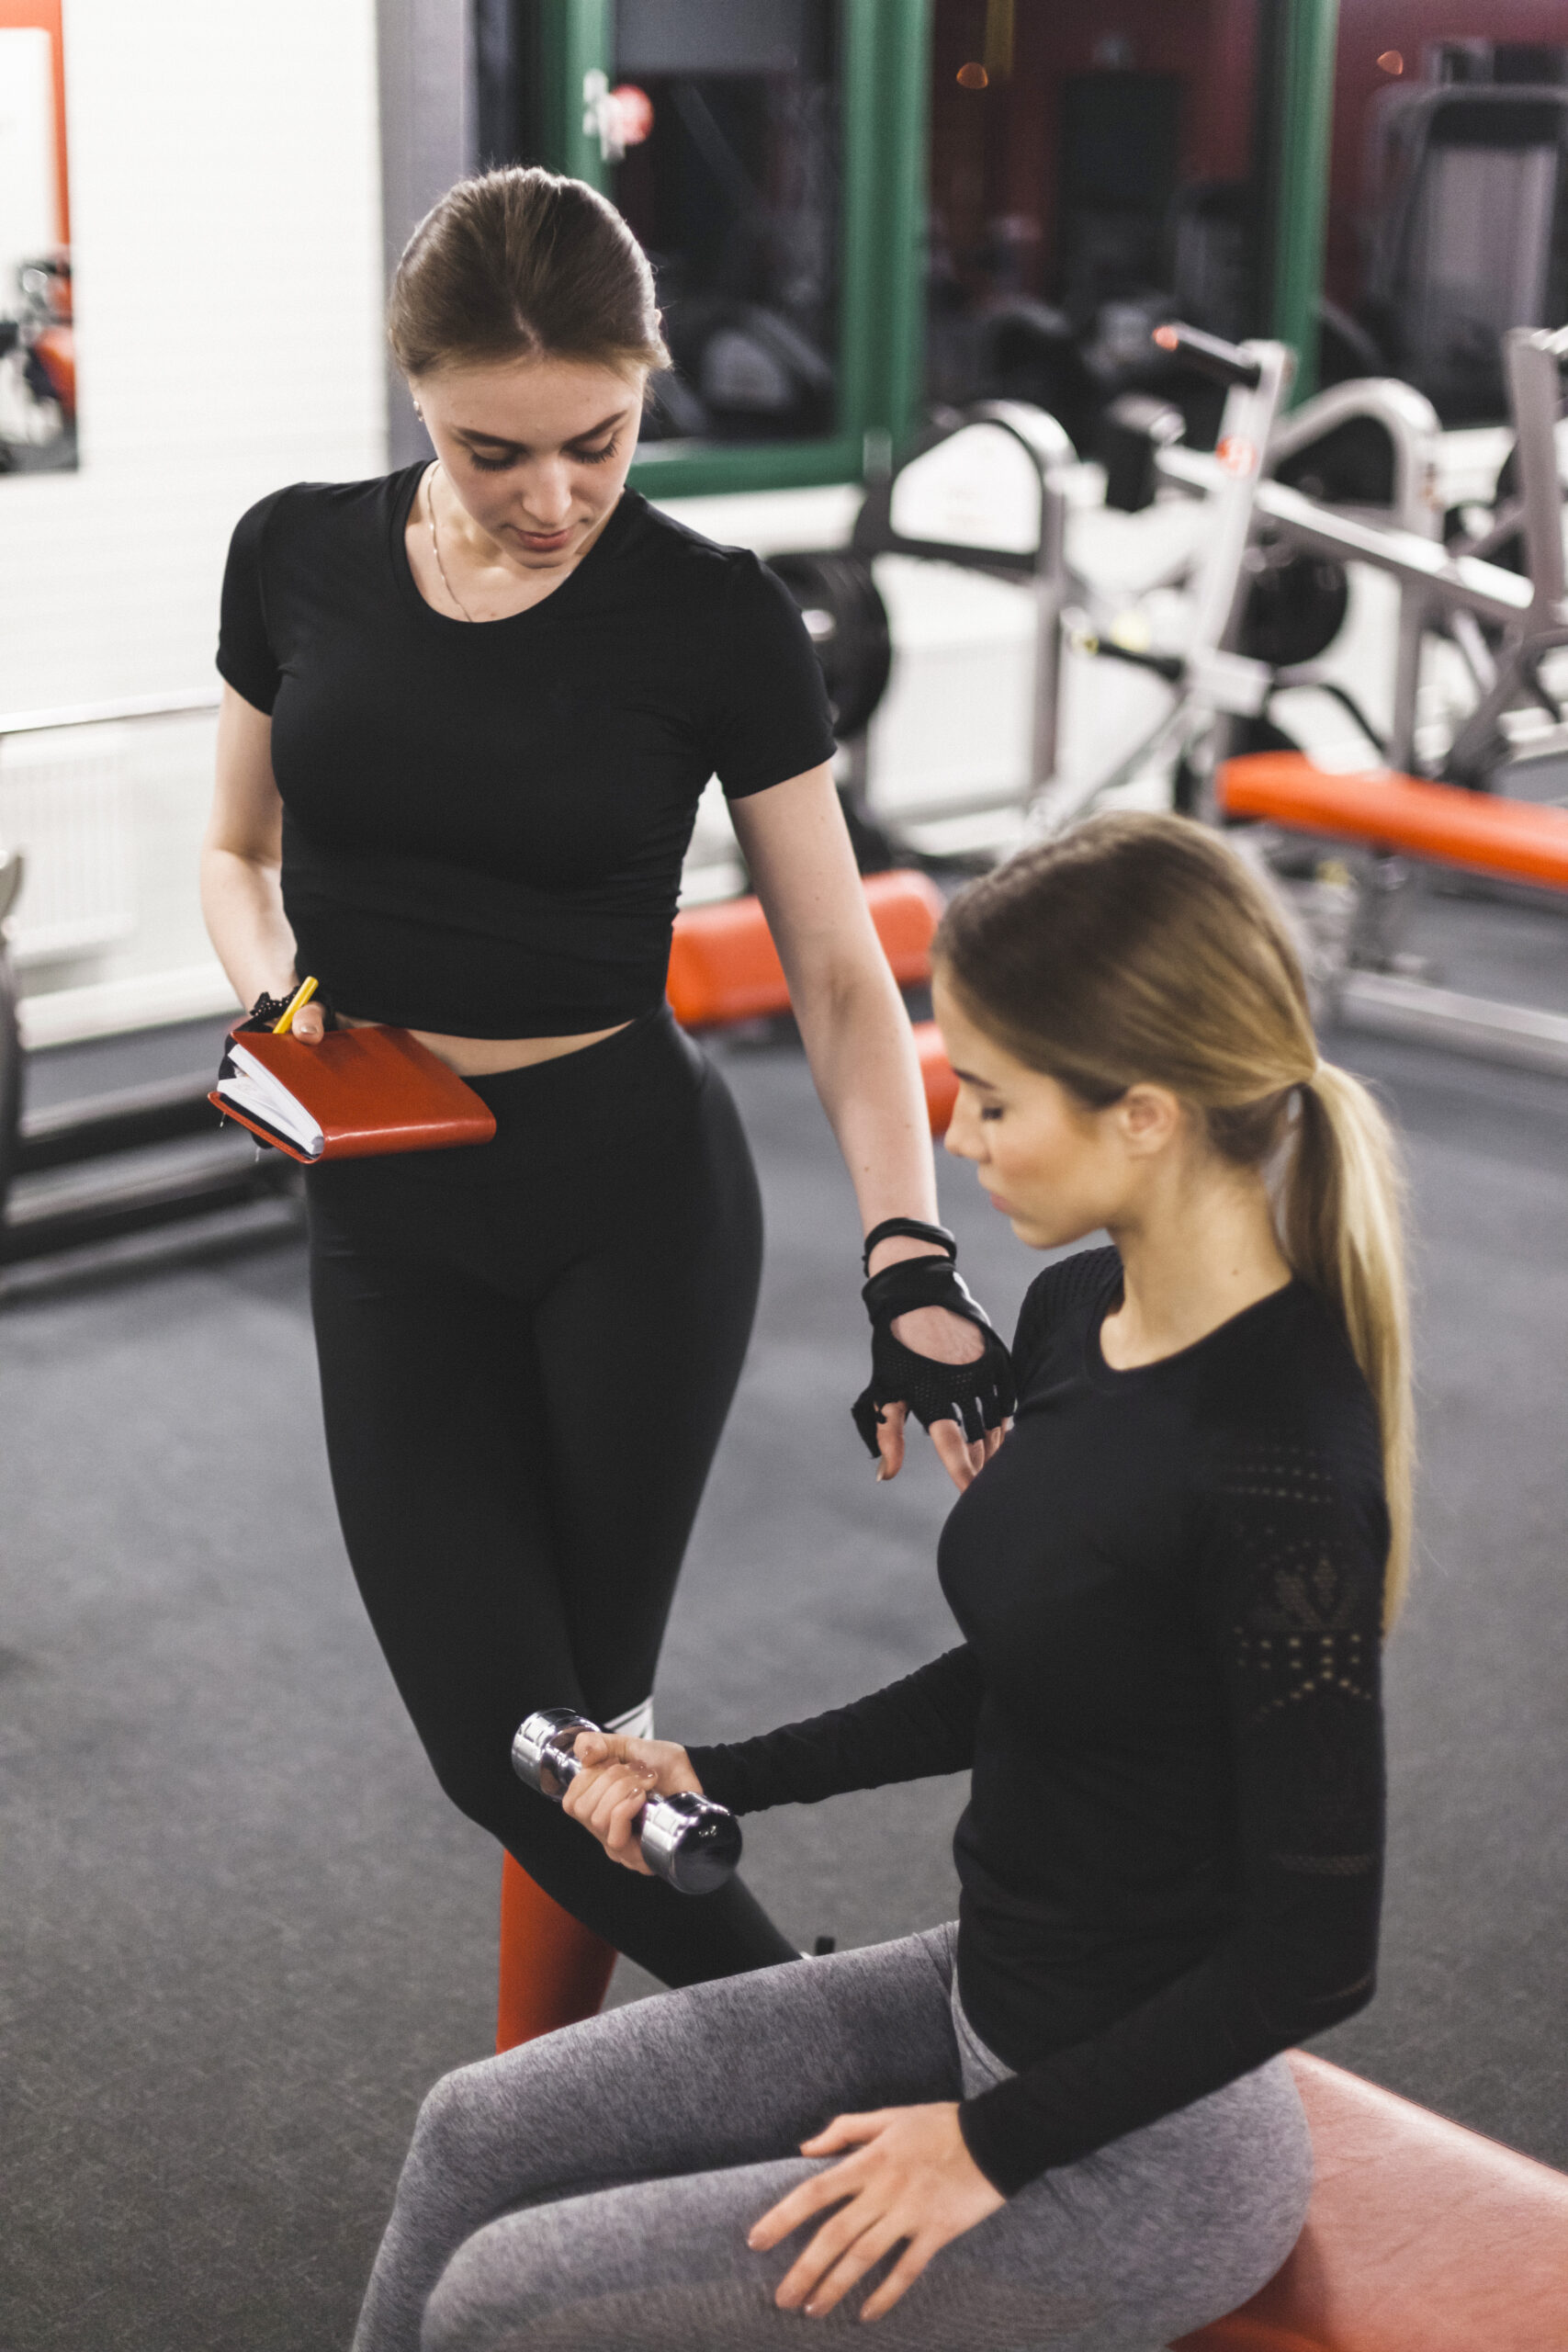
[{"xmin": 200, "ymin": 169, "xmax": 1011, "ymax": 2022}]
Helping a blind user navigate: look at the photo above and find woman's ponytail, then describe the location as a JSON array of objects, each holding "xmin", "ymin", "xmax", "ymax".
[
  {"xmin": 1281, "ymin": 1062, "xmax": 1413, "ymax": 1629},
  {"xmin": 938, "ymin": 811, "xmax": 1416, "ymax": 1631}
]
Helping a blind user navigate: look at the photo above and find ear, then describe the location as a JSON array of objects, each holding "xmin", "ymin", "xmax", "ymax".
[{"xmin": 1113, "ymin": 1082, "xmax": 1184, "ymax": 1159}]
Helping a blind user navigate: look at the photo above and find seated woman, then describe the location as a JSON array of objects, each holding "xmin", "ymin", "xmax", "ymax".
[{"xmin": 353, "ymin": 811, "xmax": 1409, "ymax": 2352}]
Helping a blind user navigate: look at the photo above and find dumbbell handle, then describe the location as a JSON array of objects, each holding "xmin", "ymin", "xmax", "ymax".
[{"xmin": 511, "ymin": 1708, "xmax": 743, "ymax": 1896}]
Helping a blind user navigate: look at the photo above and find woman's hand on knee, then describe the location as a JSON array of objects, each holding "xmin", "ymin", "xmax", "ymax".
[
  {"xmin": 561, "ymin": 1734, "xmax": 702, "ymax": 1875},
  {"xmin": 748, "ymin": 2103, "xmax": 1004, "ymax": 2323}
]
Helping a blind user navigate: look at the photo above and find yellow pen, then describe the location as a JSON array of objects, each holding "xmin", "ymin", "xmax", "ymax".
[{"xmin": 273, "ymin": 976, "xmax": 320, "ymax": 1035}]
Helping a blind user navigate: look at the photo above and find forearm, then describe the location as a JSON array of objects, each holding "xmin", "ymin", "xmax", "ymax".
[
  {"xmin": 792, "ymin": 958, "xmax": 940, "ymax": 1254},
  {"xmin": 199, "ymin": 843, "xmax": 299, "ymax": 1010},
  {"xmin": 686, "ymin": 1647, "xmax": 983, "ymax": 1815},
  {"xmin": 960, "ymin": 1883, "xmax": 1380, "ymax": 2195}
]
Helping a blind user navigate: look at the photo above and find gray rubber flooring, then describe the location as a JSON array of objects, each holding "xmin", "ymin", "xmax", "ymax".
[{"xmin": 3, "ymin": 890, "xmax": 1566, "ymax": 2350}]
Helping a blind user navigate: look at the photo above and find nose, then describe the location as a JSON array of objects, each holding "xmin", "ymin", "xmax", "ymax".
[
  {"xmin": 522, "ymin": 459, "xmax": 573, "ymax": 527},
  {"xmin": 943, "ymin": 1100, "xmax": 980, "ymax": 1162}
]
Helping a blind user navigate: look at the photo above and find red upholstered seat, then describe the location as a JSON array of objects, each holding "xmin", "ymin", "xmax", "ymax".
[
  {"xmin": 666, "ymin": 868, "xmax": 944, "ymax": 1028},
  {"xmin": 667, "ymin": 869, "xmax": 957, "ymax": 1133},
  {"xmin": 1172, "ymin": 2052, "xmax": 1568, "ymax": 2352},
  {"xmin": 913, "ymin": 1019, "xmax": 958, "ymax": 1136},
  {"xmin": 1217, "ymin": 752, "xmax": 1568, "ymax": 891}
]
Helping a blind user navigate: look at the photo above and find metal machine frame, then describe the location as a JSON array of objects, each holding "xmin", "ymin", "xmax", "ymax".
[{"xmin": 850, "ymin": 398, "xmax": 1077, "ymax": 815}]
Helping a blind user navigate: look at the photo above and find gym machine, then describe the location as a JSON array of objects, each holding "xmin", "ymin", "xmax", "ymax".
[
  {"xmin": 764, "ymin": 399, "xmax": 1077, "ymax": 863},
  {"xmin": 773, "ymin": 351, "xmax": 1450, "ymax": 856},
  {"xmin": 1148, "ymin": 326, "xmax": 1568, "ymax": 1080}
]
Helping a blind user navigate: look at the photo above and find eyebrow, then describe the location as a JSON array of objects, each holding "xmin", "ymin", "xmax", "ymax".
[
  {"xmin": 950, "ymin": 1064, "xmax": 999, "ymax": 1090},
  {"xmin": 452, "ymin": 408, "xmax": 632, "ymax": 454}
]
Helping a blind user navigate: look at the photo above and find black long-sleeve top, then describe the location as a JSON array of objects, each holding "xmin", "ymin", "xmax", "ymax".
[{"xmin": 687, "ymin": 1248, "xmax": 1387, "ymax": 2197}]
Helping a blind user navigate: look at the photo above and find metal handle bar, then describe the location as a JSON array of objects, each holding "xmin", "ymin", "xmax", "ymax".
[
  {"xmin": 1156, "ymin": 444, "xmax": 1534, "ymax": 627},
  {"xmin": 1153, "ymin": 321, "xmax": 1263, "ymax": 390}
]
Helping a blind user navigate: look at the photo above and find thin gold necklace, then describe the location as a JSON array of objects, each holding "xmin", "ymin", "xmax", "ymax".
[{"xmin": 425, "ymin": 465, "xmax": 479, "ymax": 622}]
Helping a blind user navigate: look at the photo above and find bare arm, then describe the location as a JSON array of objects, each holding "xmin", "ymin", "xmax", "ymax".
[
  {"xmin": 200, "ymin": 684, "xmax": 326, "ymax": 1041},
  {"xmin": 729, "ymin": 767, "xmax": 994, "ymax": 1487}
]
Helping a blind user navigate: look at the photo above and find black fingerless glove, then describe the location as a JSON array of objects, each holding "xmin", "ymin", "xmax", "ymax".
[
  {"xmin": 236, "ymin": 987, "xmax": 335, "ymax": 1035},
  {"xmin": 852, "ymin": 1218, "xmax": 1016, "ymax": 1457}
]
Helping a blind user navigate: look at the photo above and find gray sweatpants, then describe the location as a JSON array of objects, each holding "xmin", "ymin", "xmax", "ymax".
[{"xmin": 354, "ymin": 1924, "xmax": 1312, "ymax": 2352}]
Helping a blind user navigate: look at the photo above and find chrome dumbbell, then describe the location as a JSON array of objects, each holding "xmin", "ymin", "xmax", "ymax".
[{"xmin": 511, "ymin": 1707, "xmax": 743, "ymax": 1895}]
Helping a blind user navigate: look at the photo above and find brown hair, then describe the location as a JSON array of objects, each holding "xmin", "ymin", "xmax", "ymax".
[
  {"xmin": 937, "ymin": 811, "xmax": 1414, "ymax": 1627},
  {"xmin": 388, "ymin": 166, "xmax": 670, "ymax": 379}
]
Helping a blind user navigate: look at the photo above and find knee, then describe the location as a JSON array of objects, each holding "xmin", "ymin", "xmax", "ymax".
[
  {"xmin": 423, "ymin": 1738, "xmax": 519, "ymax": 1842},
  {"xmin": 406, "ymin": 2064, "xmax": 486, "ymax": 2193}
]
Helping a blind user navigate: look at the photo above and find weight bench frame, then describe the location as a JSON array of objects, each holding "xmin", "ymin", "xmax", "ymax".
[{"xmin": 1219, "ymin": 751, "xmax": 1568, "ymax": 1078}]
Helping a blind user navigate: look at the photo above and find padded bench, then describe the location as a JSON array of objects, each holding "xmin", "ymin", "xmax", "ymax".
[
  {"xmin": 667, "ymin": 867, "xmax": 946, "ymax": 1026},
  {"xmin": 1218, "ymin": 751, "xmax": 1568, "ymax": 891},
  {"xmin": 1173, "ymin": 2051, "xmax": 1568, "ymax": 2352}
]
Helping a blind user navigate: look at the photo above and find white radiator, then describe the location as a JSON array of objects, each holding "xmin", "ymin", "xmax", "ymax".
[{"xmin": 0, "ymin": 724, "xmax": 136, "ymax": 967}]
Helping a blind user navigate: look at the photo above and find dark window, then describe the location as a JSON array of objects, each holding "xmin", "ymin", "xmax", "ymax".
[{"xmin": 611, "ymin": 0, "xmax": 841, "ymax": 445}]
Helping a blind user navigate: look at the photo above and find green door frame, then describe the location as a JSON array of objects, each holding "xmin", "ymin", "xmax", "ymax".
[
  {"xmin": 532, "ymin": 0, "xmax": 931, "ymax": 498},
  {"xmin": 1264, "ymin": 0, "xmax": 1341, "ymax": 406}
]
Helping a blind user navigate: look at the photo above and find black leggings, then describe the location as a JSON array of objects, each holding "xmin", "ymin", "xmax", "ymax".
[{"xmin": 306, "ymin": 1006, "xmax": 797, "ymax": 1986}]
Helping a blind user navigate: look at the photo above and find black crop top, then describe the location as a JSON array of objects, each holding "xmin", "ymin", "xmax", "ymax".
[
  {"xmin": 216, "ymin": 467, "xmax": 837, "ymax": 1036},
  {"xmin": 688, "ymin": 1249, "xmax": 1388, "ymax": 2196}
]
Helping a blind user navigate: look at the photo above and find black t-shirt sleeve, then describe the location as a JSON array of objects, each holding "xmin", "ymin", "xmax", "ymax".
[
  {"xmin": 705, "ymin": 553, "xmax": 838, "ymax": 799},
  {"xmin": 957, "ymin": 1412, "xmax": 1387, "ymax": 2197},
  {"xmin": 685, "ymin": 1646, "xmax": 983, "ymax": 1814},
  {"xmin": 216, "ymin": 489, "xmax": 290, "ymax": 715}
]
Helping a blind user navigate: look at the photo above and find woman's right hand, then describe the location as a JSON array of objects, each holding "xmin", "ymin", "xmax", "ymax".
[{"xmin": 561, "ymin": 1732, "xmax": 704, "ymax": 1875}]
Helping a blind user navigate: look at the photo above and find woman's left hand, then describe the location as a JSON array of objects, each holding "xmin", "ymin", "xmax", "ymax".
[
  {"xmin": 878, "ymin": 1306, "xmax": 1005, "ymax": 1492},
  {"xmin": 748, "ymin": 2101, "xmax": 1004, "ymax": 2324}
]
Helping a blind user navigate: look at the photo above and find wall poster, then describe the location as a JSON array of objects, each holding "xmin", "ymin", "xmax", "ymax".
[{"xmin": 0, "ymin": 0, "xmax": 72, "ymax": 471}]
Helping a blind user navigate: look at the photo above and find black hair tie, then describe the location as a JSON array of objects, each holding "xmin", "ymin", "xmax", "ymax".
[{"xmin": 861, "ymin": 1216, "xmax": 957, "ymax": 1276}]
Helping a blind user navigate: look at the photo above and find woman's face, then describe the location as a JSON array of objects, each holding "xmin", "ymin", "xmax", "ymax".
[
  {"xmin": 412, "ymin": 354, "xmax": 645, "ymax": 570},
  {"xmin": 935, "ymin": 975, "xmax": 1179, "ymax": 1250}
]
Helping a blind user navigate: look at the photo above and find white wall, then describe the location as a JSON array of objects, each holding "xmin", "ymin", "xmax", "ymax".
[{"xmin": 8, "ymin": 0, "xmax": 386, "ymax": 1043}]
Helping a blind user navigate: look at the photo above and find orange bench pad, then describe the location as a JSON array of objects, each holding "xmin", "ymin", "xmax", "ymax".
[
  {"xmin": 666, "ymin": 868, "xmax": 945, "ymax": 1028},
  {"xmin": 1218, "ymin": 752, "xmax": 1568, "ymax": 891},
  {"xmin": 914, "ymin": 1019, "xmax": 959, "ymax": 1136},
  {"xmin": 1173, "ymin": 2051, "xmax": 1568, "ymax": 2352}
]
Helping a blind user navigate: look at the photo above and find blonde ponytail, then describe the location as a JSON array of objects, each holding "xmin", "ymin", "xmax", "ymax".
[
  {"xmin": 1285, "ymin": 1064, "xmax": 1414, "ymax": 1627},
  {"xmin": 937, "ymin": 811, "xmax": 1416, "ymax": 1630}
]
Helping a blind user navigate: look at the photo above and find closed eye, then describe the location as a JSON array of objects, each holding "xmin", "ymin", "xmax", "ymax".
[{"xmin": 468, "ymin": 435, "xmax": 620, "ymax": 473}]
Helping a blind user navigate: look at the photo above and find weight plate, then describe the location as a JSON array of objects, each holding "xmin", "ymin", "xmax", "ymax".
[
  {"xmin": 1238, "ymin": 548, "xmax": 1349, "ymax": 670},
  {"xmin": 765, "ymin": 550, "xmax": 894, "ymax": 740}
]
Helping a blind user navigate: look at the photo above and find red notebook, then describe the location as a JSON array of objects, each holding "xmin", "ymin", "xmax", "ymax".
[{"xmin": 209, "ymin": 1025, "xmax": 498, "ymax": 1164}]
